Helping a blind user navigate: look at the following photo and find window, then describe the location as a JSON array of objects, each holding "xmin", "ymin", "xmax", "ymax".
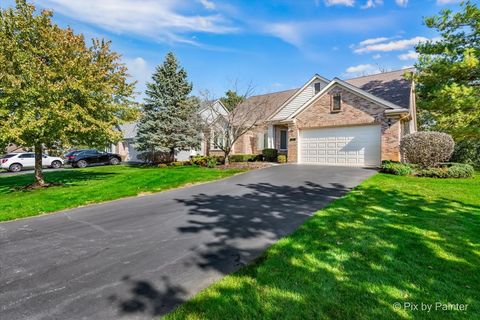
[
  {"xmin": 213, "ymin": 131, "xmax": 224, "ymax": 149},
  {"xmin": 332, "ymin": 93, "xmax": 341, "ymax": 112},
  {"xmin": 18, "ymin": 153, "xmax": 34, "ymax": 158},
  {"xmin": 263, "ymin": 132, "xmax": 268, "ymax": 149},
  {"xmin": 280, "ymin": 130, "xmax": 288, "ymax": 150},
  {"xmin": 314, "ymin": 82, "xmax": 321, "ymax": 94}
]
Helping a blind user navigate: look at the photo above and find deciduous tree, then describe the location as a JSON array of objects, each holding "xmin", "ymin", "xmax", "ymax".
[{"xmin": 0, "ymin": 0, "xmax": 138, "ymax": 186}]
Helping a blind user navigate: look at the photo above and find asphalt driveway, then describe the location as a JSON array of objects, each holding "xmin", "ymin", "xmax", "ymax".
[{"xmin": 0, "ymin": 165, "xmax": 376, "ymax": 320}]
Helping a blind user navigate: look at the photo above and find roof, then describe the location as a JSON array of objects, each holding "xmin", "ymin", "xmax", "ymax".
[
  {"xmin": 234, "ymin": 88, "xmax": 297, "ymax": 122},
  {"xmin": 118, "ymin": 122, "xmax": 137, "ymax": 139},
  {"xmin": 345, "ymin": 68, "xmax": 414, "ymax": 109}
]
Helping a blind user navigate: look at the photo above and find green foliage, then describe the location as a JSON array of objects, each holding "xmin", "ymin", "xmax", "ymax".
[
  {"xmin": 262, "ymin": 148, "xmax": 278, "ymax": 162},
  {"xmin": 206, "ymin": 157, "xmax": 217, "ymax": 168},
  {"xmin": 168, "ymin": 161, "xmax": 185, "ymax": 167},
  {"xmin": 414, "ymin": 1, "xmax": 480, "ymax": 140},
  {"xmin": 417, "ymin": 163, "xmax": 475, "ymax": 178},
  {"xmin": 380, "ymin": 161, "xmax": 414, "ymax": 176},
  {"xmin": 219, "ymin": 90, "xmax": 245, "ymax": 111},
  {"xmin": 135, "ymin": 52, "xmax": 201, "ymax": 161},
  {"xmin": 451, "ymin": 139, "xmax": 480, "ymax": 168},
  {"xmin": 277, "ymin": 154, "xmax": 287, "ymax": 163},
  {"xmin": 229, "ymin": 154, "xmax": 262, "ymax": 162},
  {"xmin": 0, "ymin": 1, "xmax": 138, "ymax": 184},
  {"xmin": 192, "ymin": 155, "xmax": 224, "ymax": 167},
  {"xmin": 400, "ymin": 132, "xmax": 455, "ymax": 168}
]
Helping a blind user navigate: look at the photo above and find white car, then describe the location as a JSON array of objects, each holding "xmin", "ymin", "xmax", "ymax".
[{"xmin": 0, "ymin": 153, "xmax": 64, "ymax": 172}]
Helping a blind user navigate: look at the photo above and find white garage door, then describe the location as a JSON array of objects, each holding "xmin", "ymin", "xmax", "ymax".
[{"xmin": 299, "ymin": 125, "xmax": 381, "ymax": 167}]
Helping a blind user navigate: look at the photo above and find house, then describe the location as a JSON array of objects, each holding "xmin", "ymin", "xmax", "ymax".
[
  {"xmin": 231, "ymin": 68, "xmax": 417, "ymax": 167},
  {"xmin": 111, "ymin": 100, "xmax": 229, "ymax": 162}
]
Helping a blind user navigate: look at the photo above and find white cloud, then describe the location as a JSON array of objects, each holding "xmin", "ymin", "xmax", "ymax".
[
  {"xmin": 395, "ymin": 0, "xmax": 408, "ymax": 6},
  {"xmin": 199, "ymin": 0, "xmax": 216, "ymax": 10},
  {"xmin": 124, "ymin": 57, "xmax": 151, "ymax": 96},
  {"xmin": 353, "ymin": 36, "xmax": 430, "ymax": 53},
  {"xmin": 345, "ymin": 64, "xmax": 381, "ymax": 76},
  {"xmin": 372, "ymin": 54, "xmax": 382, "ymax": 59},
  {"xmin": 359, "ymin": 37, "xmax": 389, "ymax": 46},
  {"xmin": 324, "ymin": 0, "xmax": 355, "ymax": 6},
  {"xmin": 398, "ymin": 50, "xmax": 419, "ymax": 60},
  {"xmin": 36, "ymin": 0, "xmax": 236, "ymax": 44},
  {"xmin": 436, "ymin": 0, "xmax": 460, "ymax": 4},
  {"xmin": 361, "ymin": 0, "xmax": 383, "ymax": 9},
  {"xmin": 263, "ymin": 16, "xmax": 392, "ymax": 48}
]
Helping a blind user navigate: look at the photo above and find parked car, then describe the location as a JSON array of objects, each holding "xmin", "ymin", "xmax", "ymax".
[
  {"xmin": 65, "ymin": 149, "xmax": 121, "ymax": 168},
  {"xmin": 0, "ymin": 153, "xmax": 64, "ymax": 172}
]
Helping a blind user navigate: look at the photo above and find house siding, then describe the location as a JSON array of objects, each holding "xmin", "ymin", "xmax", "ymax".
[{"xmin": 271, "ymin": 80, "xmax": 327, "ymax": 120}]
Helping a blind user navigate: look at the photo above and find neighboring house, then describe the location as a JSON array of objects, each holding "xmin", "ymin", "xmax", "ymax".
[
  {"xmin": 111, "ymin": 100, "xmax": 228, "ymax": 162},
  {"xmin": 232, "ymin": 68, "xmax": 417, "ymax": 167}
]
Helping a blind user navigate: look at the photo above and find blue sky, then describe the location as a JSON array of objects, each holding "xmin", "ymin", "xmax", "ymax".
[{"xmin": 2, "ymin": 0, "xmax": 463, "ymax": 99}]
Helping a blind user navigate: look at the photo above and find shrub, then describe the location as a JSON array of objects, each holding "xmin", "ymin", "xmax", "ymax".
[
  {"xmin": 278, "ymin": 154, "xmax": 287, "ymax": 163},
  {"xmin": 416, "ymin": 163, "xmax": 474, "ymax": 178},
  {"xmin": 451, "ymin": 139, "xmax": 480, "ymax": 168},
  {"xmin": 168, "ymin": 161, "xmax": 184, "ymax": 166},
  {"xmin": 191, "ymin": 155, "xmax": 223, "ymax": 167},
  {"xmin": 206, "ymin": 157, "xmax": 217, "ymax": 168},
  {"xmin": 137, "ymin": 151, "xmax": 171, "ymax": 164},
  {"xmin": 157, "ymin": 163, "xmax": 168, "ymax": 168},
  {"xmin": 380, "ymin": 161, "xmax": 413, "ymax": 176},
  {"xmin": 262, "ymin": 148, "xmax": 278, "ymax": 162},
  {"xmin": 229, "ymin": 154, "xmax": 260, "ymax": 162},
  {"xmin": 182, "ymin": 160, "xmax": 192, "ymax": 166},
  {"xmin": 400, "ymin": 132, "xmax": 455, "ymax": 168}
]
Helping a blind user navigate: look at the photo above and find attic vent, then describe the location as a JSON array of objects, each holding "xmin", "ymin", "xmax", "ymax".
[{"xmin": 314, "ymin": 82, "xmax": 321, "ymax": 94}]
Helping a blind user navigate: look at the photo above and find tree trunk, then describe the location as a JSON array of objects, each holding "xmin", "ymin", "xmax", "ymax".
[
  {"xmin": 224, "ymin": 150, "xmax": 230, "ymax": 165},
  {"xmin": 34, "ymin": 143, "xmax": 45, "ymax": 186},
  {"xmin": 170, "ymin": 148, "xmax": 175, "ymax": 163}
]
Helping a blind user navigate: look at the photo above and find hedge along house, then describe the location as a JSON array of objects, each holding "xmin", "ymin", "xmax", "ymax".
[{"xmin": 232, "ymin": 69, "xmax": 417, "ymax": 167}]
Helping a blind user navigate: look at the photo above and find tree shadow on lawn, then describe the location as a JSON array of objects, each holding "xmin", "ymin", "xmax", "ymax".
[
  {"xmin": 113, "ymin": 181, "xmax": 480, "ymax": 319},
  {"xmin": 0, "ymin": 170, "xmax": 117, "ymax": 194}
]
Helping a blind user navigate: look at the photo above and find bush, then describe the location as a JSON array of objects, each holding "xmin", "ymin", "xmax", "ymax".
[
  {"xmin": 400, "ymin": 132, "xmax": 455, "ymax": 168},
  {"xmin": 229, "ymin": 154, "xmax": 262, "ymax": 162},
  {"xmin": 137, "ymin": 151, "xmax": 171, "ymax": 164},
  {"xmin": 191, "ymin": 155, "xmax": 223, "ymax": 167},
  {"xmin": 416, "ymin": 163, "xmax": 474, "ymax": 178},
  {"xmin": 157, "ymin": 163, "xmax": 168, "ymax": 168},
  {"xmin": 206, "ymin": 157, "xmax": 217, "ymax": 168},
  {"xmin": 168, "ymin": 161, "xmax": 184, "ymax": 166},
  {"xmin": 451, "ymin": 140, "xmax": 480, "ymax": 168},
  {"xmin": 262, "ymin": 148, "xmax": 278, "ymax": 162},
  {"xmin": 278, "ymin": 154, "xmax": 287, "ymax": 163},
  {"xmin": 380, "ymin": 161, "xmax": 413, "ymax": 176}
]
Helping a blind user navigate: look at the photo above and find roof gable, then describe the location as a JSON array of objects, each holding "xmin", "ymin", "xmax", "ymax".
[
  {"xmin": 288, "ymin": 78, "xmax": 409, "ymax": 120},
  {"xmin": 268, "ymin": 74, "xmax": 330, "ymax": 121}
]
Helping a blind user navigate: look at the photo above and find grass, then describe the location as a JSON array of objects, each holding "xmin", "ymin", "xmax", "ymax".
[
  {"xmin": 0, "ymin": 165, "xmax": 244, "ymax": 222},
  {"xmin": 165, "ymin": 173, "xmax": 480, "ymax": 320}
]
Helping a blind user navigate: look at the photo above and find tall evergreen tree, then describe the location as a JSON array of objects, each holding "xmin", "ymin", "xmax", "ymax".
[{"xmin": 136, "ymin": 52, "xmax": 201, "ymax": 162}]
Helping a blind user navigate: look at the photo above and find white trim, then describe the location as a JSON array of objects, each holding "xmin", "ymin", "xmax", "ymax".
[
  {"xmin": 267, "ymin": 74, "xmax": 330, "ymax": 121},
  {"xmin": 288, "ymin": 78, "xmax": 405, "ymax": 120},
  {"xmin": 267, "ymin": 125, "xmax": 274, "ymax": 148}
]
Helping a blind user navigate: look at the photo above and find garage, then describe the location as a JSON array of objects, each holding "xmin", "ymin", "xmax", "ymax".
[{"xmin": 299, "ymin": 125, "xmax": 381, "ymax": 167}]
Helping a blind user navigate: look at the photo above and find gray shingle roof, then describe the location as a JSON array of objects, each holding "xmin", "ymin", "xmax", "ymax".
[{"xmin": 345, "ymin": 68, "xmax": 414, "ymax": 109}]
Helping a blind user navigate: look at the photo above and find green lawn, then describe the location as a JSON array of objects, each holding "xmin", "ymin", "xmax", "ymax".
[
  {"xmin": 0, "ymin": 165, "xmax": 243, "ymax": 222},
  {"xmin": 165, "ymin": 173, "xmax": 480, "ymax": 320}
]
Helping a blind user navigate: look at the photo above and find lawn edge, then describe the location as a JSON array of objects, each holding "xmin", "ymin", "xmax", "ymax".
[{"xmin": 0, "ymin": 167, "xmax": 253, "ymax": 224}]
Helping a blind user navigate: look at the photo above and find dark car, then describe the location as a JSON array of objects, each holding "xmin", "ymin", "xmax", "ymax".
[{"xmin": 65, "ymin": 149, "xmax": 121, "ymax": 168}]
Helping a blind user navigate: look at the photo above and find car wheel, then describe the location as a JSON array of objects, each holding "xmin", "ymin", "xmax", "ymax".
[
  {"xmin": 76, "ymin": 160, "xmax": 88, "ymax": 168},
  {"xmin": 109, "ymin": 158, "xmax": 120, "ymax": 165},
  {"xmin": 50, "ymin": 160, "xmax": 62, "ymax": 169},
  {"xmin": 9, "ymin": 163, "xmax": 23, "ymax": 172}
]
